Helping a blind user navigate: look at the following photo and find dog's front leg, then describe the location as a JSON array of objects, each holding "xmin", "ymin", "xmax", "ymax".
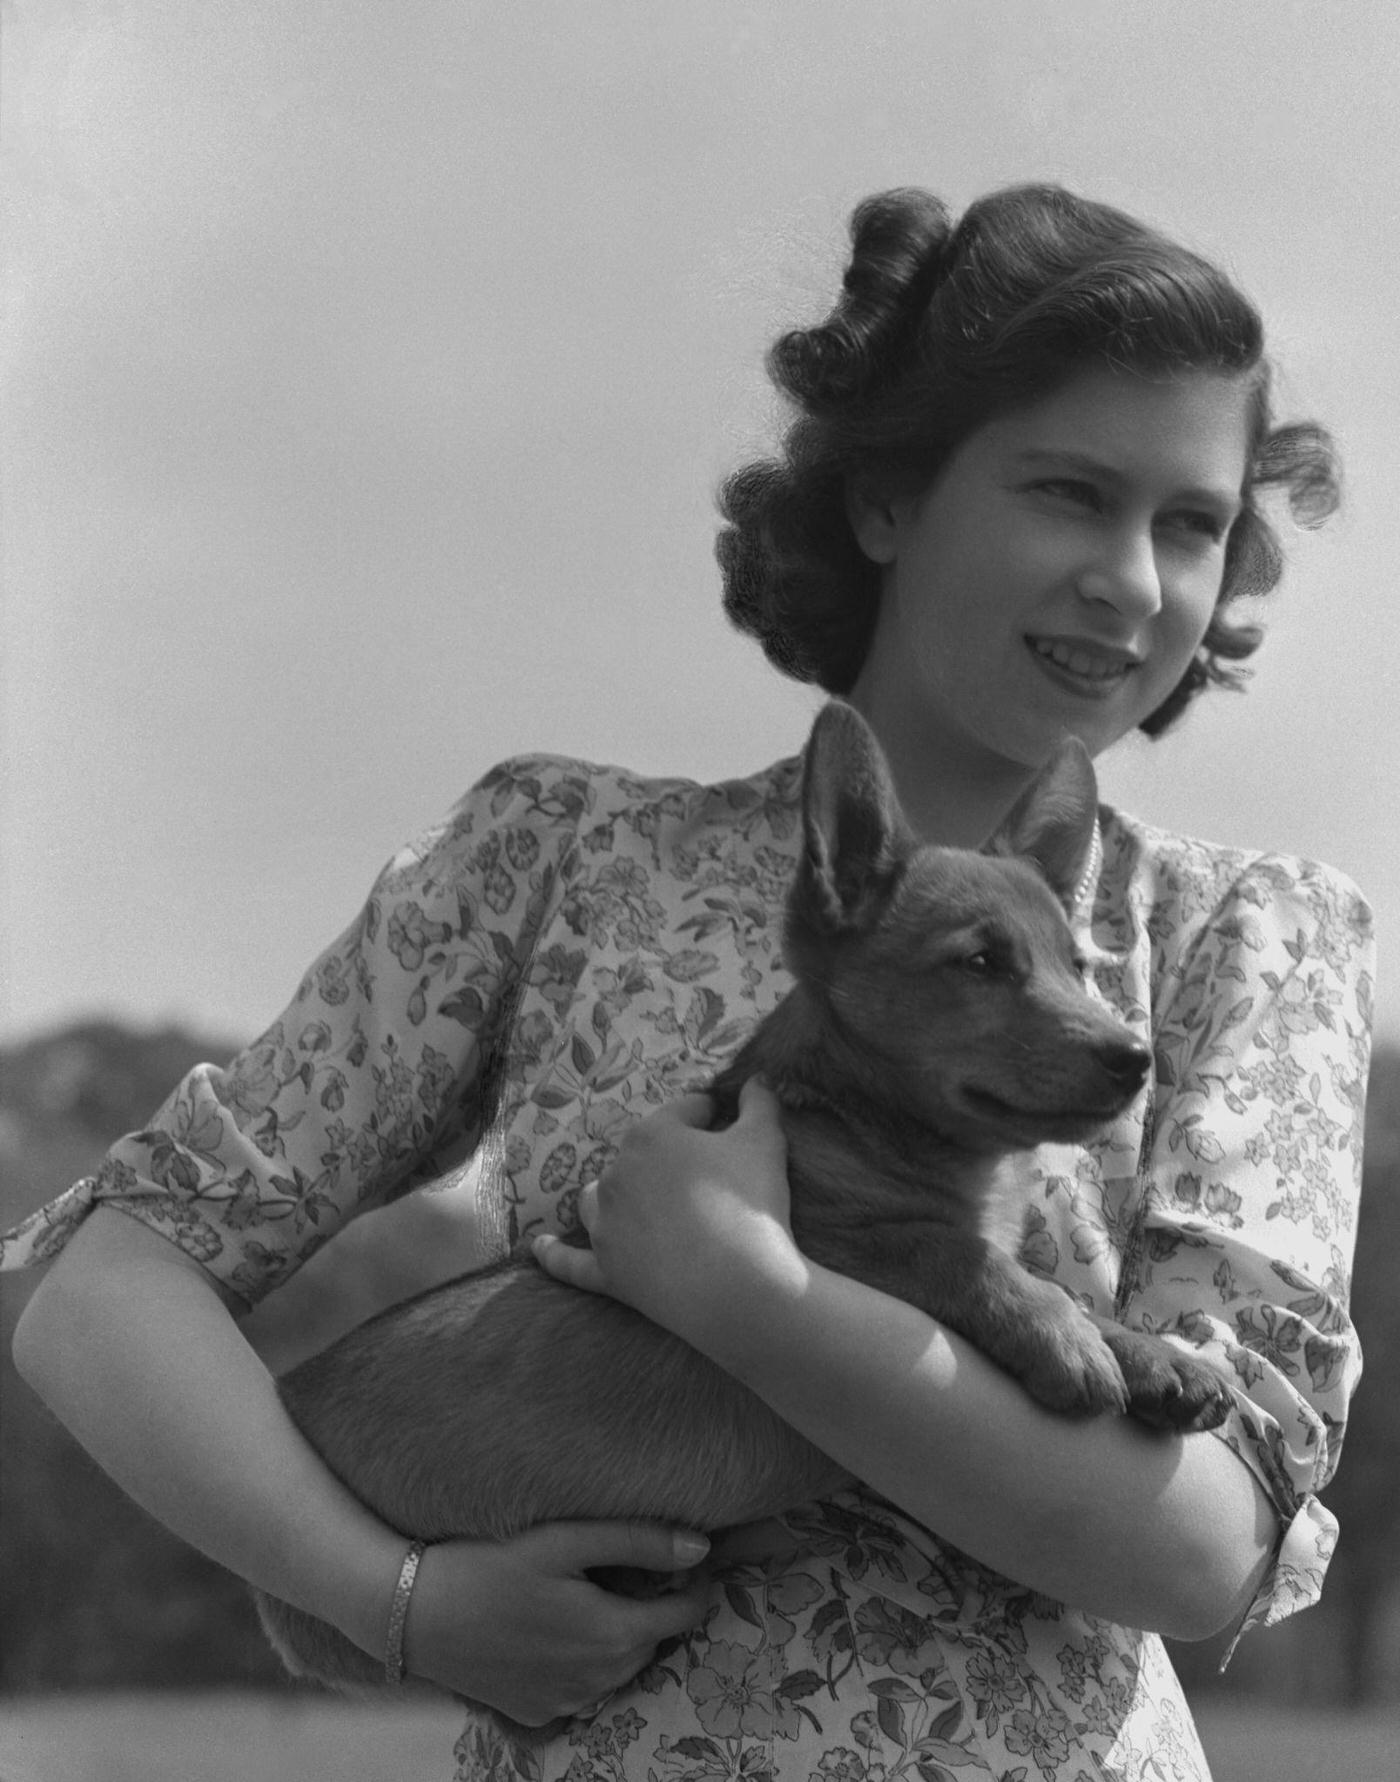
[
  {"xmin": 845, "ymin": 1230, "xmax": 1129, "ymax": 1418},
  {"xmin": 1089, "ymin": 1317, "xmax": 1234, "ymax": 1431}
]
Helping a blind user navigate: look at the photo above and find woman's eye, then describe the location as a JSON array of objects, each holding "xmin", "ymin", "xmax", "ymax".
[
  {"xmin": 1035, "ymin": 479, "xmax": 1099, "ymax": 509},
  {"xmin": 1161, "ymin": 509, "xmax": 1227, "ymax": 543}
]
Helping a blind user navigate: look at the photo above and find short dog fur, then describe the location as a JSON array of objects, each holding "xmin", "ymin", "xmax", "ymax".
[{"xmin": 254, "ymin": 701, "xmax": 1230, "ymax": 1709}]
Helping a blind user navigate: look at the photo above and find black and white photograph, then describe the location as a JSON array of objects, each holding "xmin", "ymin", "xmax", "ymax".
[{"xmin": 2, "ymin": 5, "xmax": 1398, "ymax": 1779}]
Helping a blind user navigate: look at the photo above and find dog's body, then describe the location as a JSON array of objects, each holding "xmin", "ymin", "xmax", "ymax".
[{"xmin": 254, "ymin": 703, "xmax": 1231, "ymax": 1706}]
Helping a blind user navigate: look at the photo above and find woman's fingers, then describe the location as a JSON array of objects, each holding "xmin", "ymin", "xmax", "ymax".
[
  {"xmin": 734, "ymin": 1075, "xmax": 786, "ymax": 1157},
  {"xmin": 534, "ymin": 1094, "xmax": 715, "ymax": 1290},
  {"xmin": 515, "ymin": 1521, "xmax": 713, "ymax": 1713},
  {"xmin": 610, "ymin": 1092, "xmax": 715, "ymax": 1163},
  {"xmin": 539, "ymin": 1520, "xmax": 714, "ymax": 1663},
  {"xmin": 736, "ymin": 1074, "xmax": 779, "ymax": 1120},
  {"xmin": 533, "ymin": 1229, "xmax": 605, "ymax": 1293},
  {"xmin": 654, "ymin": 1091, "xmax": 716, "ymax": 1131},
  {"xmin": 534, "ymin": 1078, "xmax": 793, "ymax": 1322},
  {"xmin": 403, "ymin": 1522, "xmax": 712, "ymax": 1722},
  {"xmin": 533, "ymin": 1519, "xmax": 710, "ymax": 1574}
]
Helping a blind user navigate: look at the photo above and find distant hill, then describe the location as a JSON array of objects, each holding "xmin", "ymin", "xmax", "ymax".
[
  {"xmin": 2, "ymin": 1016, "xmax": 239, "ymax": 1142},
  {"xmin": 0, "ymin": 1018, "xmax": 240, "ymax": 1229}
]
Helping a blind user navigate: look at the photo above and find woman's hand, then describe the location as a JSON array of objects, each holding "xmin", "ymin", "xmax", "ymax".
[
  {"xmin": 401, "ymin": 1522, "xmax": 711, "ymax": 1724},
  {"xmin": 534, "ymin": 1078, "xmax": 802, "ymax": 1351}
]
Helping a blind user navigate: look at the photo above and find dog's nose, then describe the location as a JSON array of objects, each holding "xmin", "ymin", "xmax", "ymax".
[{"xmin": 1096, "ymin": 1037, "xmax": 1152, "ymax": 1095}]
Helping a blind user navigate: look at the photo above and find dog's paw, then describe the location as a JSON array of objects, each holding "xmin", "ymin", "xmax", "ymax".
[
  {"xmin": 1016, "ymin": 1319, "xmax": 1128, "ymax": 1419},
  {"xmin": 1099, "ymin": 1326, "xmax": 1233, "ymax": 1433}
]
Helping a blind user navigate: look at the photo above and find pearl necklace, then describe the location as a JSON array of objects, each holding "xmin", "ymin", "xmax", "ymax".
[{"xmin": 1073, "ymin": 819, "xmax": 1103, "ymax": 915}]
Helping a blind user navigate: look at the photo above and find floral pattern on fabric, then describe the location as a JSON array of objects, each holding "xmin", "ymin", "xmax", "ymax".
[
  {"xmin": 452, "ymin": 1490, "xmax": 1217, "ymax": 1782},
  {"xmin": 2, "ymin": 749, "xmax": 1374, "ymax": 1780}
]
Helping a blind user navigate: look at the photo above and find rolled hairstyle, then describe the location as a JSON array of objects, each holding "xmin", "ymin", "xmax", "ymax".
[{"xmin": 717, "ymin": 184, "xmax": 1338, "ymax": 734}]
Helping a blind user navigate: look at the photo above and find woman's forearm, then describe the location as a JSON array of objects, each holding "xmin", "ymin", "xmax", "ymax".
[
  {"xmin": 12, "ymin": 1207, "xmax": 404, "ymax": 1658},
  {"xmin": 701, "ymin": 1240, "xmax": 1275, "ymax": 1639}
]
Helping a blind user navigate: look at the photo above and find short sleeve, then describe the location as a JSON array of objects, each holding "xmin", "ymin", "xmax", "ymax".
[
  {"xmin": 1125, "ymin": 853, "xmax": 1374, "ymax": 1638},
  {"xmin": 0, "ymin": 758, "xmax": 583, "ymax": 1306}
]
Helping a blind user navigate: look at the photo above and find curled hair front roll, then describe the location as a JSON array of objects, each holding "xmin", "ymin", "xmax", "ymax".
[{"xmin": 768, "ymin": 189, "xmax": 953, "ymax": 414}]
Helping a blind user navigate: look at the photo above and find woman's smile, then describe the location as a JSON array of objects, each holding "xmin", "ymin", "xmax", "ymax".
[{"xmin": 1026, "ymin": 634, "xmax": 1144, "ymax": 696}]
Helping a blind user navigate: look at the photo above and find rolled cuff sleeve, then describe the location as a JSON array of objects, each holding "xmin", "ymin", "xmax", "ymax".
[{"xmin": 1130, "ymin": 855, "xmax": 1373, "ymax": 1635}]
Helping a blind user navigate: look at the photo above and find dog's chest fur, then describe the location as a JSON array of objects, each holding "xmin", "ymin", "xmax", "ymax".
[{"xmin": 780, "ymin": 1099, "xmax": 1035, "ymax": 1270}]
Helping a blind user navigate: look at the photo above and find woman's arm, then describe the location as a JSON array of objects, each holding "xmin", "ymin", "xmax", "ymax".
[
  {"xmin": 537, "ymin": 1083, "xmax": 1275, "ymax": 1641},
  {"xmin": 13, "ymin": 1207, "xmax": 710, "ymax": 1724}
]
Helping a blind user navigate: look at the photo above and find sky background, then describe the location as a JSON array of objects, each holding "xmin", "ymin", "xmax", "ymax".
[{"xmin": 2, "ymin": 0, "xmax": 1398, "ymax": 1051}]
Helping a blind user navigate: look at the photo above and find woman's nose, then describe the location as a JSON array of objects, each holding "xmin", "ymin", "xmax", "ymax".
[{"xmin": 1076, "ymin": 527, "xmax": 1162, "ymax": 619}]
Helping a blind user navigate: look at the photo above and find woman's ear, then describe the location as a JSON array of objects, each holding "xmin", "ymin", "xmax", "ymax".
[{"xmin": 845, "ymin": 479, "xmax": 907, "ymax": 565}]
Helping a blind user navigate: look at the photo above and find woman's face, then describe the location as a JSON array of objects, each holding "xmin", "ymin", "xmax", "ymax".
[{"xmin": 848, "ymin": 365, "xmax": 1253, "ymax": 786}]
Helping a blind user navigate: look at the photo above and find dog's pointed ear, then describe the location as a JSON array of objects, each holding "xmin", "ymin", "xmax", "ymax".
[
  {"xmin": 984, "ymin": 737, "xmax": 1099, "ymax": 911},
  {"xmin": 799, "ymin": 702, "xmax": 913, "ymax": 930}
]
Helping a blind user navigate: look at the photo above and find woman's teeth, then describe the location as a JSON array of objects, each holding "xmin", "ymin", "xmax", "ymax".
[{"xmin": 1031, "ymin": 639, "xmax": 1130, "ymax": 681}]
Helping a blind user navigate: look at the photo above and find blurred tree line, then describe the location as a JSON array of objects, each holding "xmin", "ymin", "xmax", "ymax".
[{"xmin": 1, "ymin": 1020, "xmax": 1397, "ymax": 1705}]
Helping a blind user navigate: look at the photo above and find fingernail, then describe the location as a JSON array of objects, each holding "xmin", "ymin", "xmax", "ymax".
[{"xmin": 674, "ymin": 1532, "xmax": 710, "ymax": 1563}]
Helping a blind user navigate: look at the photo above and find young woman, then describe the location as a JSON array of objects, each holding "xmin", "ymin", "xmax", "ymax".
[{"xmin": 8, "ymin": 184, "xmax": 1372, "ymax": 1781}]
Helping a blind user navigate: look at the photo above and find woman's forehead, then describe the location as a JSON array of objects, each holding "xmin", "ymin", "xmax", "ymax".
[{"xmin": 974, "ymin": 367, "xmax": 1253, "ymax": 493}]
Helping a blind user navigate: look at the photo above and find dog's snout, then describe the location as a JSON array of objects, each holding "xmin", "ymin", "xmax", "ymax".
[{"xmin": 1096, "ymin": 1037, "xmax": 1152, "ymax": 1096}]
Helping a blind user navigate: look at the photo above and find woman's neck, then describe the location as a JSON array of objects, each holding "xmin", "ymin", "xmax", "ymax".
[{"xmin": 844, "ymin": 686, "xmax": 1040, "ymax": 850}]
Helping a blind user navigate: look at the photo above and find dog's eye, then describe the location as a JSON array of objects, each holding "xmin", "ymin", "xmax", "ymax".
[{"xmin": 961, "ymin": 949, "xmax": 995, "ymax": 974}]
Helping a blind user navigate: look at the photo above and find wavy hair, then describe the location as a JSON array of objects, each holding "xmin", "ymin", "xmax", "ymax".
[{"xmin": 716, "ymin": 185, "xmax": 1338, "ymax": 735}]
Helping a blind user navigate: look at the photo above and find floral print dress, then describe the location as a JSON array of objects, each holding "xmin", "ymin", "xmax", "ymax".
[{"xmin": 2, "ymin": 746, "xmax": 1374, "ymax": 1782}]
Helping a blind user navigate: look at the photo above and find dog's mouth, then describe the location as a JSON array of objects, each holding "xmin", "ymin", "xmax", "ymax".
[{"xmin": 960, "ymin": 1085, "xmax": 1128, "ymax": 1142}]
